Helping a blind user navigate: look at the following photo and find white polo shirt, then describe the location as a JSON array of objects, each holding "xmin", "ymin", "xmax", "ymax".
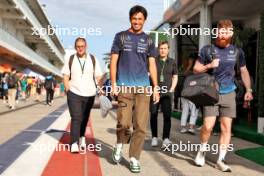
[{"xmin": 61, "ymin": 53, "xmax": 104, "ymax": 97}]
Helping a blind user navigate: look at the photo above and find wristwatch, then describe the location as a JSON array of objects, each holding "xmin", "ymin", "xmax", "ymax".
[{"xmin": 246, "ymin": 88, "xmax": 253, "ymax": 93}]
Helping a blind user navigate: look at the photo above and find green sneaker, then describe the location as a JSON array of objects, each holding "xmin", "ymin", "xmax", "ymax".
[
  {"xmin": 112, "ymin": 144, "xmax": 122, "ymax": 163},
  {"xmin": 130, "ymin": 157, "xmax": 141, "ymax": 173}
]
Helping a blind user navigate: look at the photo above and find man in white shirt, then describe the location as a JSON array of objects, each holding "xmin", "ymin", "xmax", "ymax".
[{"xmin": 62, "ymin": 37, "xmax": 105, "ymax": 153}]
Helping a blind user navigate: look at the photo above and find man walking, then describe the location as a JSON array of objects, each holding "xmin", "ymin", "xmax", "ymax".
[
  {"xmin": 193, "ymin": 19, "xmax": 253, "ymax": 172},
  {"xmin": 150, "ymin": 41, "xmax": 178, "ymax": 147},
  {"xmin": 7, "ymin": 68, "xmax": 20, "ymax": 109},
  {"xmin": 62, "ymin": 37, "xmax": 105, "ymax": 153},
  {"xmin": 44, "ymin": 73, "xmax": 55, "ymax": 106},
  {"xmin": 110, "ymin": 5, "xmax": 160, "ymax": 173},
  {"xmin": 35, "ymin": 76, "xmax": 42, "ymax": 102}
]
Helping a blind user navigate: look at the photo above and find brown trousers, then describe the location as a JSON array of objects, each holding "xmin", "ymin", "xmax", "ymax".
[
  {"xmin": 116, "ymin": 88, "xmax": 150, "ymax": 160},
  {"xmin": 8, "ymin": 88, "xmax": 17, "ymax": 108}
]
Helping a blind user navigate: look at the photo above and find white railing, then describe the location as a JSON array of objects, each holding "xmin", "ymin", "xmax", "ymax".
[{"xmin": 0, "ymin": 27, "xmax": 62, "ymax": 77}]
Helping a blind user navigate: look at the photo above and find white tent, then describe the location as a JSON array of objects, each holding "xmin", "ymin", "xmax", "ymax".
[{"xmin": 23, "ymin": 68, "xmax": 45, "ymax": 80}]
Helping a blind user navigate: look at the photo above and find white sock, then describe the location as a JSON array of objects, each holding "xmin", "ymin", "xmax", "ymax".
[
  {"xmin": 200, "ymin": 142, "xmax": 208, "ymax": 152},
  {"xmin": 218, "ymin": 149, "xmax": 227, "ymax": 161},
  {"xmin": 130, "ymin": 157, "xmax": 138, "ymax": 164},
  {"xmin": 130, "ymin": 157, "xmax": 137, "ymax": 161},
  {"xmin": 116, "ymin": 143, "xmax": 123, "ymax": 149}
]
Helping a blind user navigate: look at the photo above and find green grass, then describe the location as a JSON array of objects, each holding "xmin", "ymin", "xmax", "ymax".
[{"xmin": 235, "ymin": 147, "xmax": 264, "ymax": 166}]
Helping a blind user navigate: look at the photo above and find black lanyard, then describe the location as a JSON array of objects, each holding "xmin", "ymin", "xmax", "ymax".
[{"xmin": 77, "ymin": 56, "xmax": 86, "ymax": 75}]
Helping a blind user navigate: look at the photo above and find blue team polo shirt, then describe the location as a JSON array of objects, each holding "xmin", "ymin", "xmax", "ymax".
[
  {"xmin": 111, "ymin": 30, "xmax": 157, "ymax": 86},
  {"xmin": 198, "ymin": 44, "xmax": 246, "ymax": 94}
]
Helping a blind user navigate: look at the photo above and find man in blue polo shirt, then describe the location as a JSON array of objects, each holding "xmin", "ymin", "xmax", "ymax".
[
  {"xmin": 110, "ymin": 5, "xmax": 159, "ymax": 173},
  {"xmin": 193, "ymin": 19, "xmax": 253, "ymax": 172}
]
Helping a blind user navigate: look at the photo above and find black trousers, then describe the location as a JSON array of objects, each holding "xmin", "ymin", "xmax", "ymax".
[
  {"xmin": 67, "ymin": 90, "xmax": 95, "ymax": 144},
  {"xmin": 50, "ymin": 89, "xmax": 54, "ymax": 101},
  {"xmin": 46, "ymin": 88, "xmax": 53, "ymax": 104},
  {"xmin": 150, "ymin": 95, "xmax": 172, "ymax": 139}
]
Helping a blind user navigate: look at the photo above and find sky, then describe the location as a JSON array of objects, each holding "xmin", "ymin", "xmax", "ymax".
[{"xmin": 38, "ymin": 0, "xmax": 165, "ymax": 67}]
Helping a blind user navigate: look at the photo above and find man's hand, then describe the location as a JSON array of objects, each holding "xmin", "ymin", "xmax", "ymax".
[
  {"xmin": 63, "ymin": 74, "xmax": 70, "ymax": 94},
  {"xmin": 209, "ymin": 59, "xmax": 220, "ymax": 68},
  {"xmin": 169, "ymin": 88, "xmax": 174, "ymax": 93},
  {"xmin": 111, "ymin": 83, "xmax": 119, "ymax": 97},
  {"xmin": 194, "ymin": 59, "xmax": 219, "ymax": 74},
  {"xmin": 148, "ymin": 56, "xmax": 159, "ymax": 103},
  {"xmin": 98, "ymin": 87, "xmax": 105, "ymax": 96},
  {"xmin": 110, "ymin": 53, "xmax": 119, "ymax": 97},
  {"xmin": 153, "ymin": 86, "xmax": 160, "ymax": 104},
  {"xmin": 244, "ymin": 92, "xmax": 253, "ymax": 101},
  {"xmin": 240, "ymin": 66, "xmax": 253, "ymax": 102}
]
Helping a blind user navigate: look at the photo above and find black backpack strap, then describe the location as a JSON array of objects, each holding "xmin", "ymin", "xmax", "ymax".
[
  {"xmin": 68, "ymin": 54, "xmax": 74, "ymax": 80},
  {"xmin": 203, "ymin": 44, "xmax": 213, "ymax": 64},
  {"xmin": 146, "ymin": 35, "xmax": 153, "ymax": 50},
  {"xmin": 210, "ymin": 44, "xmax": 216, "ymax": 60},
  {"xmin": 205, "ymin": 44, "xmax": 216, "ymax": 62},
  {"xmin": 89, "ymin": 54, "xmax": 97, "ymax": 86},
  {"xmin": 120, "ymin": 32, "xmax": 127, "ymax": 50},
  {"xmin": 233, "ymin": 45, "xmax": 240, "ymax": 76},
  {"xmin": 90, "ymin": 54, "xmax": 96, "ymax": 73},
  {"xmin": 201, "ymin": 44, "xmax": 216, "ymax": 75}
]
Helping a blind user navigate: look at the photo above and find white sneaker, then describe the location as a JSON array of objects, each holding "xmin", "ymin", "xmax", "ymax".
[
  {"xmin": 112, "ymin": 143, "xmax": 123, "ymax": 163},
  {"xmin": 194, "ymin": 150, "xmax": 206, "ymax": 167},
  {"xmin": 71, "ymin": 142, "xmax": 79, "ymax": 153},
  {"xmin": 188, "ymin": 128, "xmax": 195, "ymax": 134},
  {"xmin": 79, "ymin": 136, "xmax": 86, "ymax": 148},
  {"xmin": 196, "ymin": 126, "xmax": 202, "ymax": 131},
  {"xmin": 180, "ymin": 127, "xmax": 188, "ymax": 133},
  {"xmin": 162, "ymin": 138, "xmax": 172, "ymax": 147},
  {"xmin": 216, "ymin": 160, "xmax": 232, "ymax": 172},
  {"xmin": 130, "ymin": 157, "xmax": 141, "ymax": 173},
  {"xmin": 151, "ymin": 137, "xmax": 158, "ymax": 147}
]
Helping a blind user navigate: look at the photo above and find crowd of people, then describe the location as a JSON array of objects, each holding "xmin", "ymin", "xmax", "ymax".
[{"xmin": 0, "ymin": 69, "xmax": 65, "ymax": 109}]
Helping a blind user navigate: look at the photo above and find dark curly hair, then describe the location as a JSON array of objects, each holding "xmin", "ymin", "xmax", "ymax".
[{"xmin": 129, "ymin": 5, "xmax": 148, "ymax": 20}]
